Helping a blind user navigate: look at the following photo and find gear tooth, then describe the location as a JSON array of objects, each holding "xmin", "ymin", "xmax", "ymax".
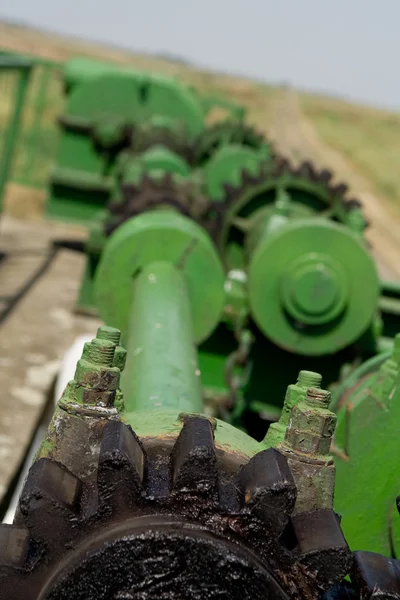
[
  {"xmin": 107, "ymin": 201, "xmax": 123, "ymax": 216},
  {"xmin": 163, "ymin": 172, "xmax": 174, "ymax": 187},
  {"xmin": 98, "ymin": 421, "xmax": 146, "ymax": 511},
  {"xmin": 331, "ymin": 182, "xmax": 349, "ymax": 196},
  {"xmin": 171, "ymin": 416, "xmax": 218, "ymax": 497},
  {"xmin": 241, "ymin": 167, "xmax": 258, "ymax": 186},
  {"xmin": 0, "ymin": 525, "xmax": 30, "ymax": 568},
  {"xmin": 222, "ymin": 182, "xmax": 240, "ymax": 201},
  {"xmin": 345, "ymin": 198, "xmax": 363, "ymax": 210},
  {"xmin": 352, "ymin": 551, "xmax": 400, "ymax": 597},
  {"xmin": 0, "ymin": 570, "xmax": 27, "ymax": 600},
  {"xmin": 271, "ymin": 159, "xmax": 283, "ymax": 177},
  {"xmin": 18, "ymin": 459, "xmax": 83, "ymax": 552},
  {"xmin": 307, "ymin": 162, "xmax": 320, "ymax": 181},
  {"xmin": 297, "ymin": 161, "xmax": 314, "ymax": 178},
  {"xmin": 318, "ymin": 169, "xmax": 333, "ymax": 183},
  {"xmin": 276, "ymin": 157, "xmax": 290, "ymax": 176},
  {"xmin": 291, "ymin": 509, "xmax": 352, "ymax": 589},
  {"xmin": 238, "ymin": 448, "xmax": 296, "ymax": 534},
  {"xmin": 140, "ymin": 174, "xmax": 152, "ymax": 189},
  {"xmin": 21, "ymin": 458, "xmax": 83, "ymax": 516}
]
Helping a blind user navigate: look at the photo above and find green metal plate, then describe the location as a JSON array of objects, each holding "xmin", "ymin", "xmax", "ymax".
[
  {"xmin": 248, "ymin": 218, "xmax": 379, "ymax": 355},
  {"xmin": 95, "ymin": 211, "xmax": 225, "ymax": 344},
  {"xmin": 334, "ymin": 369, "xmax": 400, "ymax": 555}
]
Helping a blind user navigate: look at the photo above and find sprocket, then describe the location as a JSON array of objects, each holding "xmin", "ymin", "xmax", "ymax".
[
  {"xmin": 104, "ymin": 173, "xmax": 210, "ymax": 236},
  {"xmin": 0, "ymin": 415, "xmax": 360, "ymax": 600},
  {"xmin": 207, "ymin": 155, "xmax": 367, "ymax": 263}
]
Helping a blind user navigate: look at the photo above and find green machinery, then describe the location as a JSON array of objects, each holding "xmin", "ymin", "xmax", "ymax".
[
  {"xmin": 2, "ymin": 208, "xmax": 400, "ymax": 598},
  {"xmin": 2, "ymin": 56, "xmax": 400, "ymax": 598},
  {"xmin": 45, "ymin": 57, "xmax": 256, "ymax": 223},
  {"xmin": 42, "ymin": 57, "xmax": 400, "ymax": 557},
  {"xmin": 0, "ymin": 53, "xmax": 33, "ymax": 210}
]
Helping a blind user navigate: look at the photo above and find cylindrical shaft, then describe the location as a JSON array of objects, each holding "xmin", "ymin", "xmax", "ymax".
[{"xmin": 122, "ymin": 261, "xmax": 203, "ymax": 413}]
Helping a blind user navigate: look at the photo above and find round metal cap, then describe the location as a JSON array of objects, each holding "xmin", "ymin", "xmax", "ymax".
[
  {"xmin": 95, "ymin": 211, "xmax": 225, "ymax": 343},
  {"xmin": 248, "ymin": 218, "xmax": 379, "ymax": 355}
]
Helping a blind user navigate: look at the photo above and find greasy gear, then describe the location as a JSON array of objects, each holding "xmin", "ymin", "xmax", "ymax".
[
  {"xmin": 104, "ymin": 173, "xmax": 210, "ymax": 236},
  {"xmin": 0, "ymin": 416, "xmax": 355, "ymax": 600}
]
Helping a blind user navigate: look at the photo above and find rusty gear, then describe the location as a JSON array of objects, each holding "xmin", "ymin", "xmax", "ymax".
[
  {"xmin": 104, "ymin": 173, "xmax": 210, "ymax": 236},
  {"xmin": 208, "ymin": 155, "xmax": 367, "ymax": 253}
]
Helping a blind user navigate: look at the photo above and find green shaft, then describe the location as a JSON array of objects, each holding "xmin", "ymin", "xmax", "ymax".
[{"xmin": 121, "ymin": 260, "xmax": 203, "ymax": 413}]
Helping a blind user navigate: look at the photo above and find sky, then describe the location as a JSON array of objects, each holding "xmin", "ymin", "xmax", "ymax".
[{"xmin": 0, "ymin": 0, "xmax": 399, "ymax": 110}]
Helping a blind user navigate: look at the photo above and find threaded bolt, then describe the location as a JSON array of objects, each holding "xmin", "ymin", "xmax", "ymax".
[
  {"xmin": 86, "ymin": 338, "xmax": 115, "ymax": 366},
  {"xmin": 305, "ymin": 387, "xmax": 331, "ymax": 409},
  {"xmin": 114, "ymin": 346, "xmax": 128, "ymax": 371},
  {"xmin": 96, "ymin": 325, "xmax": 121, "ymax": 345},
  {"xmin": 297, "ymin": 370, "xmax": 322, "ymax": 389}
]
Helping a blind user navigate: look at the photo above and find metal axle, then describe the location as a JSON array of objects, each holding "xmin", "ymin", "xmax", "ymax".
[{"xmin": 122, "ymin": 260, "xmax": 203, "ymax": 413}]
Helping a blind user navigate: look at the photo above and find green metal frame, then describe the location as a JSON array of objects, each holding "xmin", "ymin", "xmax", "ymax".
[
  {"xmin": 0, "ymin": 53, "xmax": 33, "ymax": 210},
  {"xmin": 0, "ymin": 50, "xmax": 62, "ymax": 199}
]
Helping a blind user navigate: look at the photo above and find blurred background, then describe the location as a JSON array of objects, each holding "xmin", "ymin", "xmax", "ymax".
[{"xmin": 1, "ymin": 0, "xmax": 399, "ymax": 268}]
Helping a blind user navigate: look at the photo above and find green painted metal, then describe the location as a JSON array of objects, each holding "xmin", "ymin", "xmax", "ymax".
[
  {"xmin": 262, "ymin": 370, "xmax": 322, "ymax": 448},
  {"xmin": 95, "ymin": 210, "xmax": 225, "ymax": 344},
  {"xmin": 247, "ymin": 218, "xmax": 380, "ymax": 355},
  {"xmin": 122, "ymin": 261, "xmax": 202, "ymax": 413},
  {"xmin": 0, "ymin": 50, "xmax": 62, "ymax": 197},
  {"xmin": 0, "ymin": 54, "xmax": 33, "ymax": 208},
  {"xmin": 121, "ymin": 146, "xmax": 191, "ymax": 184},
  {"xmin": 276, "ymin": 386, "xmax": 337, "ymax": 514},
  {"xmin": 46, "ymin": 57, "xmax": 210, "ymax": 222},
  {"xmin": 333, "ymin": 334, "xmax": 400, "ymax": 555},
  {"xmin": 46, "ymin": 56, "xmax": 271, "ymax": 223},
  {"xmin": 122, "ymin": 410, "xmax": 261, "ymax": 458},
  {"xmin": 202, "ymin": 144, "xmax": 265, "ymax": 201}
]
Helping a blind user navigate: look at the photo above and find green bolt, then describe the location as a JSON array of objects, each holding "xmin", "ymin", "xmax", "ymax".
[
  {"xmin": 278, "ymin": 385, "xmax": 337, "ymax": 513},
  {"xmin": 96, "ymin": 325, "xmax": 127, "ymax": 372},
  {"xmin": 85, "ymin": 338, "xmax": 116, "ymax": 366},
  {"xmin": 73, "ymin": 337, "xmax": 120, "ymax": 406},
  {"xmin": 284, "ymin": 387, "xmax": 336, "ymax": 456},
  {"xmin": 297, "ymin": 370, "xmax": 323, "ymax": 389},
  {"xmin": 263, "ymin": 370, "xmax": 322, "ymax": 448},
  {"xmin": 114, "ymin": 346, "xmax": 128, "ymax": 372},
  {"xmin": 96, "ymin": 325, "xmax": 121, "ymax": 345}
]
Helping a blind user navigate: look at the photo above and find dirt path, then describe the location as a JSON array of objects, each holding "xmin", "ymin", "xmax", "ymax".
[{"xmin": 266, "ymin": 88, "xmax": 400, "ymax": 281}]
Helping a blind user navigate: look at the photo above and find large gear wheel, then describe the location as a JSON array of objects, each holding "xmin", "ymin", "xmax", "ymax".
[
  {"xmin": 0, "ymin": 415, "xmax": 365, "ymax": 600},
  {"xmin": 208, "ymin": 155, "xmax": 367, "ymax": 262},
  {"xmin": 194, "ymin": 119, "xmax": 270, "ymax": 165},
  {"xmin": 104, "ymin": 173, "xmax": 210, "ymax": 236}
]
